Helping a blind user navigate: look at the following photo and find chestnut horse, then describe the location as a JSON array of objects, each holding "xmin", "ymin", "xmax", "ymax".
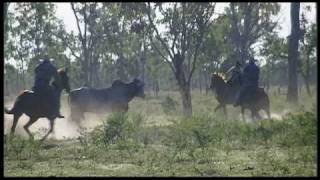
[
  {"xmin": 4, "ymin": 68, "xmax": 70, "ymax": 141},
  {"xmin": 210, "ymin": 73, "xmax": 270, "ymax": 121}
]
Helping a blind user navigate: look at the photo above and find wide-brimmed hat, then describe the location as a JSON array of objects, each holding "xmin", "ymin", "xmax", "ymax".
[{"xmin": 39, "ymin": 55, "xmax": 54, "ymax": 62}]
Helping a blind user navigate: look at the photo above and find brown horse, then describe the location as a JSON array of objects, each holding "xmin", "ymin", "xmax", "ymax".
[
  {"xmin": 209, "ymin": 73, "xmax": 270, "ymax": 121},
  {"xmin": 4, "ymin": 68, "xmax": 70, "ymax": 141}
]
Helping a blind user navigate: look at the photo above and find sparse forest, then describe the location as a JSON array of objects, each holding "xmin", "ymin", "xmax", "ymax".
[{"xmin": 3, "ymin": 2, "xmax": 317, "ymax": 177}]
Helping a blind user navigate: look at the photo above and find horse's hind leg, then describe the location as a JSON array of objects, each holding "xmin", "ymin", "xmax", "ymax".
[
  {"xmin": 223, "ymin": 105, "xmax": 228, "ymax": 119},
  {"xmin": 255, "ymin": 111, "xmax": 262, "ymax": 120},
  {"xmin": 241, "ymin": 107, "xmax": 245, "ymax": 121},
  {"xmin": 10, "ymin": 113, "xmax": 22, "ymax": 136},
  {"xmin": 251, "ymin": 109, "xmax": 261, "ymax": 122},
  {"xmin": 251, "ymin": 110, "xmax": 255, "ymax": 121},
  {"xmin": 41, "ymin": 119, "xmax": 55, "ymax": 141},
  {"xmin": 264, "ymin": 107, "xmax": 271, "ymax": 119},
  {"xmin": 214, "ymin": 104, "xmax": 222, "ymax": 112},
  {"xmin": 23, "ymin": 117, "xmax": 38, "ymax": 139}
]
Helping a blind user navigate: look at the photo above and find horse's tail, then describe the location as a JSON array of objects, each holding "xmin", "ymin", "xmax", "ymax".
[
  {"xmin": 5, "ymin": 91, "xmax": 28, "ymax": 115},
  {"xmin": 4, "ymin": 98, "xmax": 21, "ymax": 115}
]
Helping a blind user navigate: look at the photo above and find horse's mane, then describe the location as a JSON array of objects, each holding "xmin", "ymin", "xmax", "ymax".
[
  {"xmin": 213, "ymin": 73, "xmax": 227, "ymax": 83},
  {"xmin": 57, "ymin": 68, "xmax": 65, "ymax": 74},
  {"xmin": 52, "ymin": 68, "xmax": 66, "ymax": 88}
]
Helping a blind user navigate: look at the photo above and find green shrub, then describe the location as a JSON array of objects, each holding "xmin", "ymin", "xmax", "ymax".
[
  {"xmin": 161, "ymin": 96, "xmax": 178, "ymax": 115},
  {"xmin": 102, "ymin": 113, "xmax": 128, "ymax": 145}
]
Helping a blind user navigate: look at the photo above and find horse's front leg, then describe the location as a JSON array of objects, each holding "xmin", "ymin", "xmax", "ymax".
[
  {"xmin": 241, "ymin": 106, "xmax": 245, "ymax": 121},
  {"xmin": 223, "ymin": 105, "xmax": 228, "ymax": 119},
  {"xmin": 214, "ymin": 104, "xmax": 222, "ymax": 112},
  {"xmin": 24, "ymin": 117, "xmax": 38, "ymax": 140},
  {"xmin": 251, "ymin": 110, "xmax": 255, "ymax": 122},
  {"xmin": 41, "ymin": 119, "xmax": 55, "ymax": 141},
  {"xmin": 254, "ymin": 111, "xmax": 262, "ymax": 121},
  {"xmin": 10, "ymin": 113, "xmax": 23, "ymax": 136}
]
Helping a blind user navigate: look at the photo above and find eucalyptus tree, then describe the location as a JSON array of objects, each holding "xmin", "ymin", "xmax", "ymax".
[
  {"xmin": 146, "ymin": 2, "xmax": 216, "ymax": 116},
  {"xmin": 69, "ymin": 2, "xmax": 106, "ymax": 87},
  {"xmin": 260, "ymin": 33, "xmax": 288, "ymax": 92},
  {"xmin": 225, "ymin": 3, "xmax": 280, "ymax": 65},
  {"xmin": 287, "ymin": 2, "xmax": 300, "ymax": 104},
  {"xmin": 5, "ymin": 3, "xmax": 67, "ymax": 90},
  {"xmin": 299, "ymin": 19, "xmax": 316, "ymax": 96}
]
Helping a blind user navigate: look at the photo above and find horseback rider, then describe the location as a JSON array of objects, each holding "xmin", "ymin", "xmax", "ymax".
[
  {"xmin": 32, "ymin": 55, "xmax": 64, "ymax": 118},
  {"xmin": 234, "ymin": 57, "xmax": 260, "ymax": 107},
  {"xmin": 226, "ymin": 61, "xmax": 242, "ymax": 86}
]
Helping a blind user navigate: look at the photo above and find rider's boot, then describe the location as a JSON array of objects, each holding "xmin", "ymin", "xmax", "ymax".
[{"xmin": 57, "ymin": 112, "xmax": 64, "ymax": 118}]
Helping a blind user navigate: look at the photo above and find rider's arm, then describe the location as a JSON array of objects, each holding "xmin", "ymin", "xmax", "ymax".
[{"xmin": 49, "ymin": 64, "xmax": 59, "ymax": 81}]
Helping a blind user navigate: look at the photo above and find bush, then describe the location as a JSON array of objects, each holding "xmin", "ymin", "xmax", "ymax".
[
  {"xmin": 161, "ymin": 96, "xmax": 178, "ymax": 115},
  {"xmin": 90, "ymin": 112, "xmax": 146, "ymax": 150},
  {"xmin": 102, "ymin": 113, "xmax": 129, "ymax": 145}
]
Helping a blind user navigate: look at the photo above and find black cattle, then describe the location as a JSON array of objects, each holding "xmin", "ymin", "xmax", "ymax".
[{"xmin": 68, "ymin": 79, "xmax": 145, "ymax": 122}]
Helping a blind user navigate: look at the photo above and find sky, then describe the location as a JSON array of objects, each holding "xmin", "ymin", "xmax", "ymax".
[{"xmin": 54, "ymin": 2, "xmax": 316, "ymax": 38}]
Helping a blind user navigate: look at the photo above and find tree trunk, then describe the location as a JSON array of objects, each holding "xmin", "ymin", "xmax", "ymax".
[
  {"xmin": 287, "ymin": 3, "xmax": 300, "ymax": 104},
  {"xmin": 174, "ymin": 54, "xmax": 193, "ymax": 117},
  {"xmin": 303, "ymin": 76, "xmax": 311, "ymax": 96},
  {"xmin": 198, "ymin": 70, "xmax": 202, "ymax": 93},
  {"xmin": 35, "ymin": 4, "xmax": 41, "ymax": 57},
  {"xmin": 155, "ymin": 78, "xmax": 159, "ymax": 96},
  {"xmin": 204, "ymin": 71, "xmax": 209, "ymax": 95},
  {"xmin": 179, "ymin": 84, "xmax": 192, "ymax": 117},
  {"xmin": 304, "ymin": 50, "xmax": 312, "ymax": 96},
  {"xmin": 140, "ymin": 55, "xmax": 146, "ymax": 82},
  {"xmin": 4, "ymin": 3, "xmax": 9, "ymax": 24},
  {"xmin": 266, "ymin": 59, "xmax": 270, "ymax": 93}
]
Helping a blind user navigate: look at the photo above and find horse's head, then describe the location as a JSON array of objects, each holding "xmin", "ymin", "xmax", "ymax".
[
  {"xmin": 210, "ymin": 73, "xmax": 226, "ymax": 90},
  {"xmin": 56, "ymin": 67, "xmax": 71, "ymax": 93}
]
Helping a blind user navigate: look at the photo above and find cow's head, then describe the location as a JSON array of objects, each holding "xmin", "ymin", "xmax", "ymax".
[{"xmin": 132, "ymin": 78, "xmax": 145, "ymax": 98}]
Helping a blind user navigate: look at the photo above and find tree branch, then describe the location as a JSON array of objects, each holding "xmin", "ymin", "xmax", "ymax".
[
  {"xmin": 146, "ymin": 3, "xmax": 174, "ymax": 60},
  {"xmin": 148, "ymin": 33, "xmax": 176, "ymax": 74},
  {"xmin": 71, "ymin": 3, "xmax": 84, "ymax": 41},
  {"xmin": 188, "ymin": 33, "xmax": 203, "ymax": 83}
]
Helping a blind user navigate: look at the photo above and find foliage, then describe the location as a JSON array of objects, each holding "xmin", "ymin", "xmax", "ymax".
[{"xmin": 160, "ymin": 96, "xmax": 178, "ymax": 115}]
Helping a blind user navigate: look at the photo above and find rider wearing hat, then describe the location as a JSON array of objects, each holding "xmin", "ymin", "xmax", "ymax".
[
  {"xmin": 32, "ymin": 55, "xmax": 64, "ymax": 118},
  {"xmin": 234, "ymin": 57, "xmax": 260, "ymax": 107}
]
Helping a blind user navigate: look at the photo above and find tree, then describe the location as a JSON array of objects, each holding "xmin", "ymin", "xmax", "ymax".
[
  {"xmin": 4, "ymin": 3, "xmax": 10, "ymax": 24},
  {"xmin": 146, "ymin": 3, "xmax": 215, "ymax": 116},
  {"xmin": 260, "ymin": 33, "xmax": 287, "ymax": 92},
  {"xmin": 225, "ymin": 3, "xmax": 280, "ymax": 65},
  {"xmin": 287, "ymin": 3, "xmax": 300, "ymax": 104},
  {"xmin": 298, "ymin": 10, "xmax": 316, "ymax": 96},
  {"xmin": 5, "ymin": 3, "xmax": 68, "ymax": 90}
]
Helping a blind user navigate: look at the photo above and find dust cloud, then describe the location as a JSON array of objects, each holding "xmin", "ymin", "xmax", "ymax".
[{"xmin": 4, "ymin": 101, "xmax": 108, "ymax": 140}]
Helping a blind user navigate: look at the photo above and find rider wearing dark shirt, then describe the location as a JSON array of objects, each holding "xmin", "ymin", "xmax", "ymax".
[
  {"xmin": 32, "ymin": 56, "xmax": 64, "ymax": 118},
  {"xmin": 234, "ymin": 57, "xmax": 260, "ymax": 107}
]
